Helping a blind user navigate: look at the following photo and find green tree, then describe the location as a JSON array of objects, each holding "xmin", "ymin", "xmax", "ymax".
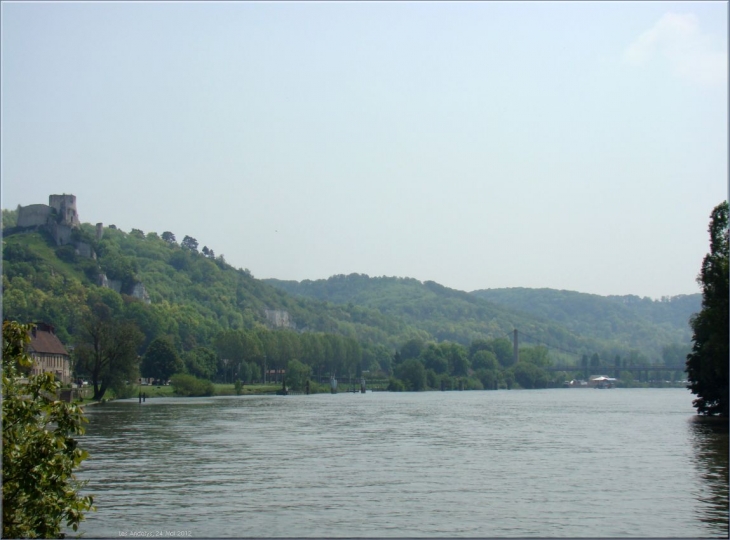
[
  {"xmin": 439, "ymin": 342, "xmax": 469, "ymax": 376},
  {"xmin": 521, "ymin": 346, "xmax": 550, "ymax": 368},
  {"xmin": 590, "ymin": 352, "xmax": 601, "ymax": 370},
  {"xmin": 420, "ymin": 344, "xmax": 448, "ymax": 374},
  {"xmin": 662, "ymin": 343, "xmax": 691, "ymax": 368},
  {"xmin": 169, "ymin": 373, "xmax": 214, "ymax": 397},
  {"xmin": 686, "ymin": 201, "xmax": 729, "ymax": 417},
  {"xmin": 181, "ymin": 235, "xmax": 199, "ymax": 252},
  {"xmin": 399, "ymin": 338, "xmax": 425, "ymax": 360},
  {"xmin": 512, "ymin": 362, "xmax": 549, "ymax": 389},
  {"xmin": 2, "ymin": 206, "xmax": 19, "ymax": 228},
  {"xmin": 286, "ymin": 359, "xmax": 312, "ymax": 391},
  {"xmin": 468, "ymin": 338, "xmax": 491, "ymax": 358},
  {"xmin": 471, "ymin": 349, "xmax": 499, "ymax": 371},
  {"xmin": 489, "ymin": 338, "xmax": 515, "ymax": 368},
  {"xmin": 474, "ymin": 368, "xmax": 498, "ymax": 390},
  {"xmin": 2, "ymin": 321, "xmax": 95, "ymax": 538},
  {"xmin": 395, "ymin": 358, "xmax": 427, "ymax": 391},
  {"xmin": 183, "ymin": 346, "xmax": 217, "ymax": 380},
  {"xmin": 141, "ymin": 337, "xmax": 183, "ymax": 382},
  {"xmin": 74, "ymin": 304, "xmax": 144, "ymax": 401},
  {"xmin": 387, "ymin": 377, "xmax": 406, "ymax": 391}
]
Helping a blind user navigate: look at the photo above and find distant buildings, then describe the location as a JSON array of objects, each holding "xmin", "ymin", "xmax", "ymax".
[{"xmin": 28, "ymin": 323, "xmax": 71, "ymax": 384}]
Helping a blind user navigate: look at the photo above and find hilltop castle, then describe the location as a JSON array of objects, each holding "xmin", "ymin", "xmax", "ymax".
[
  {"xmin": 17, "ymin": 194, "xmax": 82, "ymax": 246},
  {"xmin": 12, "ymin": 194, "xmax": 150, "ymax": 303}
]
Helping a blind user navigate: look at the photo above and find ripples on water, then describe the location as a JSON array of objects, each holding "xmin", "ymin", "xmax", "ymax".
[{"xmin": 72, "ymin": 389, "xmax": 728, "ymax": 537}]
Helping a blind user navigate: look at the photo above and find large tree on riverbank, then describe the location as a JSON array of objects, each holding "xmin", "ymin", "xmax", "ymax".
[
  {"xmin": 686, "ymin": 201, "xmax": 729, "ymax": 417},
  {"xmin": 75, "ymin": 304, "xmax": 144, "ymax": 401},
  {"xmin": 141, "ymin": 337, "xmax": 183, "ymax": 383}
]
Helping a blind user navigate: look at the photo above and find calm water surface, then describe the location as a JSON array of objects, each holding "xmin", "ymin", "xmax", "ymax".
[{"xmin": 72, "ymin": 389, "xmax": 728, "ymax": 537}]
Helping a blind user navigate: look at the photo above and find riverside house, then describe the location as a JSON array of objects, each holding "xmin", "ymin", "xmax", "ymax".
[{"xmin": 28, "ymin": 323, "xmax": 71, "ymax": 384}]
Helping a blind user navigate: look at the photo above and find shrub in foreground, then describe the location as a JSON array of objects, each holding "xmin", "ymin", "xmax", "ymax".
[{"xmin": 2, "ymin": 321, "xmax": 95, "ymax": 538}]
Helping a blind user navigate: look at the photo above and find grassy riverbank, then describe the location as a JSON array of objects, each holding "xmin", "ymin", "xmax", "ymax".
[{"xmin": 76, "ymin": 382, "xmax": 284, "ymax": 404}]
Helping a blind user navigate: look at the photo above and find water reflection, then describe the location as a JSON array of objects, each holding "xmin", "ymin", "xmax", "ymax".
[{"xmin": 688, "ymin": 415, "xmax": 729, "ymax": 536}]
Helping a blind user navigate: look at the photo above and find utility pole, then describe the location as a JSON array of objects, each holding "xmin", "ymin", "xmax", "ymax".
[{"xmin": 513, "ymin": 329, "xmax": 519, "ymax": 365}]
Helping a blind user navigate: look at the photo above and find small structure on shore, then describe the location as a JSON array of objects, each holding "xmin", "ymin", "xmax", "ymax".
[{"xmin": 591, "ymin": 375, "xmax": 617, "ymax": 389}]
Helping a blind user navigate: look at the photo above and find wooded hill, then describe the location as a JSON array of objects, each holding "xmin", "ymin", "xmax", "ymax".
[
  {"xmin": 471, "ymin": 287, "xmax": 698, "ymax": 356},
  {"xmin": 2, "ymin": 207, "xmax": 697, "ymax": 372},
  {"xmin": 1, "ymin": 222, "xmax": 424, "ymax": 357},
  {"xmin": 264, "ymin": 275, "xmax": 699, "ymax": 364}
]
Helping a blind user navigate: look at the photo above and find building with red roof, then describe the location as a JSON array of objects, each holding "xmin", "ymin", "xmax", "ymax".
[{"xmin": 28, "ymin": 323, "xmax": 71, "ymax": 384}]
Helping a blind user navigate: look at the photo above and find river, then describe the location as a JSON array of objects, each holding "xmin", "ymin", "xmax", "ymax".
[{"xmin": 71, "ymin": 388, "xmax": 728, "ymax": 538}]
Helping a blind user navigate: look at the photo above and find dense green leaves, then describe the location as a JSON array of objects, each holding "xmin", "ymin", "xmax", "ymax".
[
  {"xmin": 686, "ymin": 202, "xmax": 729, "ymax": 417},
  {"xmin": 141, "ymin": 338, "xmax": 183, "ymax": 382},
  {"xmin": 74, "ymin": 304, "xmax": 145, "ymax": 401},
  {"xmin": 2, "ymin": 217, "xmax": 700, "ymax": 396},
  {"xmin": 286, "ymin": 359, "xmax": 312, "ymax": 391},
  {"xmin": 395, "ymin": 359, "xmax": 427, "ymax": 391},
  {"xmin": 512, "ymin": 362, "xmax": 549, "ymax": 389},
  {"xmin": 2, "ymin": 321, "xmax": 95, "ymax": 538},
  {"xmin": 472, "ymin": 287, "xmax": 700, "ymax": 360},
  {"xmin": 471, "ymin": 350, "xmax": 498, "ymax": 371},
  {"xmin": 183, "ymin": 347, "xmax": 218, "ymax": 380},
  {"xmin": 170, "ymin": 373, "xmax": 214, "ymax": 397}
]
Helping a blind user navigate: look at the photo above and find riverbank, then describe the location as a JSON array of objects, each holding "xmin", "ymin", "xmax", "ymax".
[
  {"xmin": 75, "ymin": 378, "xmax": 688, "ymax": 406},
  {"xmin": 75, "ymin": 382, "xmax": 284, "ymax": 405}
]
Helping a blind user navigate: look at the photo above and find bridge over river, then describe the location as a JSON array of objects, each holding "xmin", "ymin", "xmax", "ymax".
[{"xmin": 508, "ymin": 329, "xmax": 685, "ymax": 381}]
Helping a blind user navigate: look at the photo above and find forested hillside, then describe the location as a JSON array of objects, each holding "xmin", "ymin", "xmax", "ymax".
[
  {"xmin": 2, "ymin": 218, "xmax": 434, "ymax": 386},
  {"xmin": 3, "ymin": 206, "xmax": 694, "ymax": 395},
  {"xmin": 263, "ymin": 274, "xmax": 690, "ymax": 362},
  {"xmin": 470, "ymin": 287, "xmax": 698, "ymax": 359}
]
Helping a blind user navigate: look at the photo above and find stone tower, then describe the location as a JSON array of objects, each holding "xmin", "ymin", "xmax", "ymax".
[{"xmin": 48, "ymin": 194, "xmax": 80, "ymax": 228}]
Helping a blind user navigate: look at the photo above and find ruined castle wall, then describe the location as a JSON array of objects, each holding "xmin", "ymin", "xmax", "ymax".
[
  {"xmin": 75, "ymin": 242, "xmax": 94, "ymax": 259},
  {"xmin": 17, "ymin": 204, "xmax": 52, "ymax": 228},
  {"xmin": 49, "ymin": 222, "xmax": 73, "ymax": 246}
]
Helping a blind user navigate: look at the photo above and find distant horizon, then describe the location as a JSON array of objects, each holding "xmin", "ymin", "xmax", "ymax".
[{"xmin": 2, "ymin": 2, "xmax": 725, "ymax": 301}]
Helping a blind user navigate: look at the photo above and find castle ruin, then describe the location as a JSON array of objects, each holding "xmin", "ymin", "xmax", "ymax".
[
  {"xmin": 17, "ymin": 194, "xmax": 81, "ymax": 246},
  {"xmin": 13, "ymin": 194, "xmax": 148, "ymax": 305}
]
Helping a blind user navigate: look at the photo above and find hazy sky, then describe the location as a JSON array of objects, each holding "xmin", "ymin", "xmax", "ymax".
[{"xmin": 2, "ymin": 1, "xmax": 727, "ymax": 299}]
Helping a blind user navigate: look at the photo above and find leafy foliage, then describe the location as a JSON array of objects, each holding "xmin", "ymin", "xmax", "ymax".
[
  {"xmin": 512, "ymin": 362, "xmax": 549, "ymax": 389},
  {"xmin": 471, "ymin": 287, "xmax": 700, "ymax": 360},
  {"xmin": 266, "ymin": 273, "xmax": 693, "ymax": 363},
  {"xmin": 141, "ymin": 337, "xmax": 183, "ymax": 382},
  {"xmin": 2, "ymin": 217, "xmax": 698, "ymax": 396},
  {"xmin": 2, "ymin": 321, "xmax": 95, "ymax": 538},
  {"xmin": 74, "ymin": 303, "xmax": 145, "ymax": 401},
  {"xmin": 686, "ymin": 202, "xmax": 729, "ymax": 416},
  {"xmin": 395, "ymin": 358, "xmax": 427, "ymax": 391},
  {"xmin": 170, "ymin": 373, "xmax": 214, "ymax": 397},
  {"xmin": 182, "ymin": 347, "xmax": 218, "ymax": 380},
  {"xmin": 2, "ymin": 206, "xmax": 19, "ymax": 228},
  {"xmin": 286, "ymin": 359, "xmax": 312, "ymax": 391}
]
